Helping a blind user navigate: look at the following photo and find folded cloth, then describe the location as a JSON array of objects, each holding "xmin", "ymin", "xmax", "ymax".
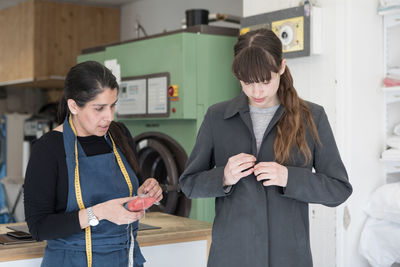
[
  {"xmin": 380, "ymin": 0, "xmax": 400, "ymax": 7},
  {"xmin": 395, "ymin": 124, "xmax": 400, "ymax": 136},
  {"xmin": 363, "ymin": 182, "xmax": 400, "ymax": 224},
  {"xmin": 382, "ymin": 149, "xmax": 400, "ymax": 160},
  {"xmin": 387, "ymin": 67, "xmax": 400, "ymax": 80},
  {"xmin": 359, "ymin": 217, "xmax": 400, "ymax": 267},
  {"xmin": 387, "ymin": 136, "xmax": 400, "ymax": 149},
  {"xmin": 383, "ymin": 77, "xmax": 400, "ymax": 87}
]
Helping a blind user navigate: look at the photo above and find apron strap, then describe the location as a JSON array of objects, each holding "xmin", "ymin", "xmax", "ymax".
[{"xmin": 109, "ymin": 133, "xmax": 133, "ymax": 197}]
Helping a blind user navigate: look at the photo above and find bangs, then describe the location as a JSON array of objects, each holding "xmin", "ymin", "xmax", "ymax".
[{"xmin": 232, "ymin": 46, "xmax": 280, "ymax": 83}]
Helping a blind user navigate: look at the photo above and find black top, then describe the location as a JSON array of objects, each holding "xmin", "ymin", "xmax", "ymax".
[{"xmin": 23, "ymin": 125, "xmax": 137, "ymax": 241}]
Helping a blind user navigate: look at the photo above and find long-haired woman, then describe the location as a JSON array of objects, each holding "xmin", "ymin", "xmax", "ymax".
[{"xmin": 179, "ymin": 29, "xmax": 352, "ymax": 267}]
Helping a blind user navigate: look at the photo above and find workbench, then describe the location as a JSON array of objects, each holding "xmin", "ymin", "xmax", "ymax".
[{"xmin": 0, "ymin": 212, "xmax": 212, "ymax": 267}]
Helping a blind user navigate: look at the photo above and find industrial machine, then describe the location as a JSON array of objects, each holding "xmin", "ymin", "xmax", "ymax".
[
  {"xmin": 240, "ymin": 3, "xmax": 322, "ymax": 58},
  {"xmin": 22, "ymin": 103, "xmax": 58, "ymax": 177},
  {"xmin": 78, "ymin": 25, "xmax": 240, "ymax": 222}
]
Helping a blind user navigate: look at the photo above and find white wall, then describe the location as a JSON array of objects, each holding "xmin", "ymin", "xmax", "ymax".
[
  {"xmin": 244, "ymin": 0, "xmax": 384, "ymax": 267},
  {"xmin": 120, "ymin": 0, "xmax": 242, "ymax": 41},
  {"xmin": 340, "ymin": 0, "xmax": 384, "ymax": 266}
]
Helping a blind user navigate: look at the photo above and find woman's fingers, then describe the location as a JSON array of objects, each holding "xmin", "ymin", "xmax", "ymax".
[
  {"xmin": 116, "ymin": 196, "xmax": 136, "ymax": 204},
  {"xmin": 224, "ymin": 157, "xmax": 288, "ymax": 187},
  {"xmin": 224, "ymin": 153, "xmax": 256, "ymax": 186},
  {"xmin": 254, "ymin": 162, "xmax": 274, "ymax": 175},
  {"xmin": 231, "ymin": 153, "xmax": 256, "ymax": 165},
  {"xmin": 263, "ymin": 180, "xmax": 276, "ymax": 187},
  {"xmin": 236, "ymin": 162, "xmax": 255, "ymax": 173},
  {"xmin": 127, "ymin": 210, "xmax": 145, "ymax": 221},
  {"xmin": 138, "ymin": 178, "xmax": 163, "ymax": 200},
  {"xmin": 238, "ymin": 167, "xmax": 254, "ymax": 179},
  {"xmin": 154, "ymin": 187, "xmax": 163, "ymax": 202},
  {"xmin": 253, "ymin": 161, "xmax": 288, "ymax": 187},
  {"xmin": 138, "ymin": 178, "xmax": 155, "ymax": 195},
  {"xmin": 256, "ymin": 172, "xmax": 274, "ymax": 181},
  {"xmin": 143, "ymin": 178, "xmax": 158, "ymax": 193}
]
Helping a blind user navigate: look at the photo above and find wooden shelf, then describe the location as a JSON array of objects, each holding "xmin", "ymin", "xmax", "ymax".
[
  {"xmin": 380, "ymin": 157, "xmax": 400, "ymax": 162},
  {"xmin": 380, "ymin": 149, "xmax": 400, "ymax": 162},
  {"xmin": 0, "ymin": 76, "xmax": 65, "ymax": 88},
  {"xmin": 382, "ymin": 86, "xmax": 400, "ymax": 92},
  {"xmin": 382, "ymin": 86, "xmax": 400, "ymax": 103},
  {"xmin": 378, "ymin": 5, "xmax": 400, "ymax": 15}
]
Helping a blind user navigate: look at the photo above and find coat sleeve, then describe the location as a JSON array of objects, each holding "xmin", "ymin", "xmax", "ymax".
[
  {"xmin": 179, "ymin": 109, "xmax": 230, "ymax": 198},
  {"xmin": 282, "ymin": 108, "xmax": 353, "ymax": 207}
]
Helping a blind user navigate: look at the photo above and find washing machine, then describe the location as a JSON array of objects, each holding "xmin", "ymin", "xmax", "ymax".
[{"xmin": 78, "ymin": 25, "xmax": 240, "ymax": 222}]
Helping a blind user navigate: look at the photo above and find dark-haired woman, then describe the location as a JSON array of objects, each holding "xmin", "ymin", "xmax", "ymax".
[
  {"xmin": 24, "ymin": 61, "xmax": 162, "ymax": 267},
  {"xmin": 179, "ymin": 29, "xmax": 353, "ymax": 267}
]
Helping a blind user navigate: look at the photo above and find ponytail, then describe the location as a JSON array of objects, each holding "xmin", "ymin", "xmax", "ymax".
[
  {"xmin": 57, "ymin": 94, "xmax": 69, "ymax": 124},
  {"xmin": 275, "ymin": 66, "xmax": 321, "ymax": 165},
  {"xmin": 108, "ymin": 122, "xmax": 140, "ymax": 175}
]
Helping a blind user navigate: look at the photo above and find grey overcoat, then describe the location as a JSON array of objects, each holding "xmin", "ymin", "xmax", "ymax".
[{"xmin": 179, "ymin": 92, "xmax": 352, "ymax": 267}]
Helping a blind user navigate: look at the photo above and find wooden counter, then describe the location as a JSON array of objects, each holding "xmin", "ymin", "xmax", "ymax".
[{"xmin": 0, "ymin": 212, "xmax": 212, "ymax": 263}]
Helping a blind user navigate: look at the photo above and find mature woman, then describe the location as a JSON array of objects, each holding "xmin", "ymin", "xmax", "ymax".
[{"xmin": 24, "ymin": 61, "xmax": 163, "ymax": 267}]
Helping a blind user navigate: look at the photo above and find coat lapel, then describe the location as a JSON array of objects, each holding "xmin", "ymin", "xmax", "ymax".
[
  {"xmin": 224, "ymin": 92, "xmax": 256, "ymax": 156},
  {"xmin": 224, "ymin": 92, "xmax": 286, "ymax": 157}
]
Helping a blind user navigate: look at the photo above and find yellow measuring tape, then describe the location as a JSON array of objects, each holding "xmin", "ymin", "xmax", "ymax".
[{"xmin": 69, "ymin": 116, "xmax": 133, "ymax": 267}]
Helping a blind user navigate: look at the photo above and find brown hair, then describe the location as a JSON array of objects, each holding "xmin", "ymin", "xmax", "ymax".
[{"xmin": 232, "ymin": 29, "xmax": 321, "ymax": 165}]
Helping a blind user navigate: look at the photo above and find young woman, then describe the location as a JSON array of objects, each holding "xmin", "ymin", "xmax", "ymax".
[
  {"xmin": 179, "ymin": 29, "xmax": 353, "ymax": 267},
  {"xmin": 24, "ymin": 61, "xmax": 163, "ymax": 267}
]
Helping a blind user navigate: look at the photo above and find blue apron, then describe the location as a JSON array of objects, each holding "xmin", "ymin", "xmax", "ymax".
[{"xmin": 42, "ymin": 118, "xmax": 145, "ymax": 267}]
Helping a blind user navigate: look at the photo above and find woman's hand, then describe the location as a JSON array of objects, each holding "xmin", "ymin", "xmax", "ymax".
[
  {"xmin": 254, "ymin": 161, "xmax": 288, "ymax": 187},
  {"xmin": 137, "ymin": 178, "xmax": 163, "ymax": 202},
  {"xmin": 90, "ymin": 197, "xmax": 145, "ymax": 226},
  {"xmin": 223, "ymin": 153, "xmax": 256, "ymax": 186}
]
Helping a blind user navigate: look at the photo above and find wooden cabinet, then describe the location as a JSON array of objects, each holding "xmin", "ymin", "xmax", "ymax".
[{"xmin": 0, "ymin": 0, "xmax": 120, "ymax": 88}]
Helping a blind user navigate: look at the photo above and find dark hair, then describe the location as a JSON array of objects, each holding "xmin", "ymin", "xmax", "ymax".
[
  {"xmin": 58, "ymin": 61, "xmax": 139, "ymax": 173},
  {"xmin": 233, "ymin": 29, "xmax": 282, "ymax": 83},
  {"xmin": 232, "ymin": 29, "xmax": 321, "ymax": 165},
  {"xmin": 57, "ymin": 61, "xmax": 119, "ymax": 123}
]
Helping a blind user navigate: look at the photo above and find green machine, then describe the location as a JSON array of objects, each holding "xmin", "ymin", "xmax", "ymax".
[{"xmin": 78, "ymin": 25, "xmax": 240, "ymax": 222}]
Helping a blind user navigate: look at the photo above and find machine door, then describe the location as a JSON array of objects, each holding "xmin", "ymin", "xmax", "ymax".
[{"xmin": 135, "ymin": 132, "xmax": 191, "ymax": 217}]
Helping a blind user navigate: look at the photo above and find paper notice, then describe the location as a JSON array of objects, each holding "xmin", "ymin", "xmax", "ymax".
[
  {"xmin": 148, "ymin": 76, "xmax": 167, "ymax": 114},
  {"xmin": 104, "ymin": 59, "xmax": 121, "ymax": 84},
  {"xmin": 116, "ymin": 79, "xmax": 147, "ymax": 115}
]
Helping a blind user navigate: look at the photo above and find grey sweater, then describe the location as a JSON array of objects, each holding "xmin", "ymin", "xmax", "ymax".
[{"xmin": 249, "ymin": 104, "xmax": 279, "ymax": 154}]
